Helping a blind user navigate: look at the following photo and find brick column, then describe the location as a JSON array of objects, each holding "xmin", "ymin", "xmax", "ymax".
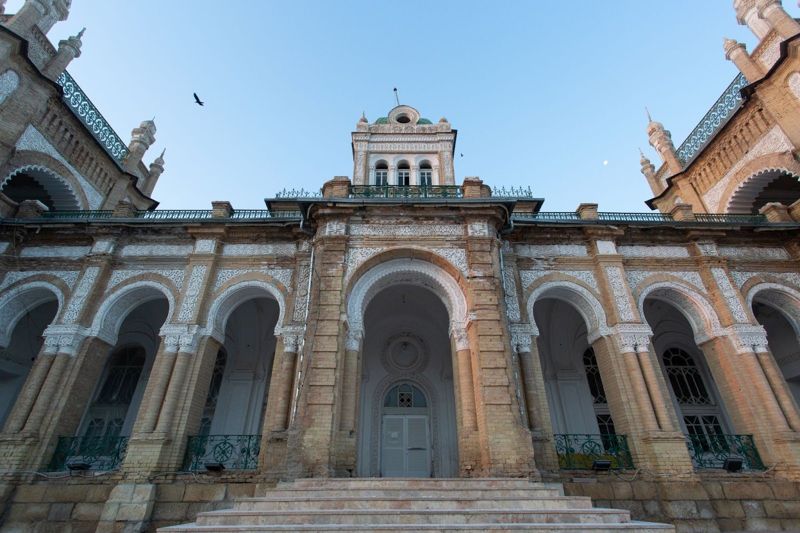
[
  {"xmin": 511, "ymin": 325, "xmax": 559, "ymax": 471},
  {"xmin": 333, "ymin": 328, "xmax": 362, "ymax": 475},
  {"xmin": 451, "ymin": 326, "xmax": 482, "ymax": 473}
]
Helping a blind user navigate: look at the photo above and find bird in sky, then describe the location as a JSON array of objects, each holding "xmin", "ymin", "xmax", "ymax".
[{"xmin": 193, "ymin": 93, "xmax": 204, "ymax": 106}]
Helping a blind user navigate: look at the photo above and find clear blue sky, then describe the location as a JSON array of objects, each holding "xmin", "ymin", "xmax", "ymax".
[{"xmin": 8, "ymin": 1, "xmax": 794, "ymax": 211}]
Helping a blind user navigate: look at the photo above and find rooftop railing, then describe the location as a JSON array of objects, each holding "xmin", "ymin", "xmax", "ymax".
[
  {"xmin": 676, "ymin": 72, "xmax": 748, "ymax": 166},
  {"xmin": 512, "ymin": 212, "xmax": 772, "ymax": 225},
  {"xmin": 349, "ymin": 184, "xmax": 463, "ymax": 199},
  {"xmin": 56, "ymin": 71, "xmax": 129, "ymax": 163},
  {"xmin": 33, "ymin": 209, "xmax": 300, "ymax": 222}
]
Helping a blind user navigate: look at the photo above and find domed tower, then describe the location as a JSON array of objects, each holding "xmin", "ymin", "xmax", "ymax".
[{"xmin": 351, "ymin": 105, "xmax": 457, "ymax": 186}]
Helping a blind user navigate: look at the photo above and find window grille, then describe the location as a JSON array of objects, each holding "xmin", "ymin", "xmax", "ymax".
[
  {"xmin": 384, "ymin": 383, "xmax": 427, "ymax": 408},
  {"xmin": 420, "ymin": 170, "xmax": 432, "ymax": 186},
  {"xmin": 684, "ymin": 414, "xmax": 725, "ymax": 452},
  {"xmin": 200, "ymin": 349, "xmax": 227, "ymax": 435},
  {"xmin": 583, "ymin": 348, "xmax": 607, "ymax": 404},
  {"xmin": 662, "ymin": 348, "xmax": 713, "ymax": 405},
  {"xmin": 375, "ymin": 169, "xmax": 388, "ymax": 186}
]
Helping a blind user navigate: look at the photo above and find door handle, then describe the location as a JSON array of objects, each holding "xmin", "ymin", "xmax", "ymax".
[{"xmin": 408, "ymin": 447, "xmax": 426, "ymax": 451}]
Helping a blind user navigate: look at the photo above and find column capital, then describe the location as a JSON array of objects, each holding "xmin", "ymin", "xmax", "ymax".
[
  {"xmin": 42, "ymin": 324, "xmax": 90, "ymax": 356},
  {"xmin": 700, "ymin": 324, "xmax": 770, "ymax": 354},
  {"xmin": 606, "ymin": 323, "xmax": 654, "ymax": 353},
  {"xmin": 509, "ymin": 322, "xmax": 539, "ymax": 353},
  {"xmin": 275, "ymin": 324, "xmax": 305, "ymax": 353},
  {"xmin": 159, "ymin": 323, "xmax": 203, "ymax": 354},
  {"xmin": 345, "ymin": 328, "xmax": 363, "ymax": 352},
  {"xmin": 450, "ymin": 325, "xmax": 469, "ymax": 351}
]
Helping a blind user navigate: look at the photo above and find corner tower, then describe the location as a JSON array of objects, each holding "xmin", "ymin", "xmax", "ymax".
[{"xmin": 351, "ymin": 105, "xmax": 457, "ymax": 186}]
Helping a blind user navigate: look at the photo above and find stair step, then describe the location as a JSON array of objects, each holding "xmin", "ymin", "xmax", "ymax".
[
  {"xmin": 195, "ymin": 508, "xmax": 633, "ymax": 526},
  {"xmin": 256, "ymin": 488, "xmax": 564, "ymax": 499},
  {"xmin": 286, "ymin": 478, "xmax": 543, "ymax": 490},
  {"xmin": 234, "ymin": 495, "xmax": 595, "ymax": 511},
  {"xmin": 161, "ymin": 521, "xmax": 673, "ymax": 532}
]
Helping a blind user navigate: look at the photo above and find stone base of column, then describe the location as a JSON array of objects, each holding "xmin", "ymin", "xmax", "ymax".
[
  {"xmin": 332, "ymin": 430, "xmax": 357, "ymax": 477},
  {"xmin": 260, "ymin": 430, "xmax": 290, "ymax": 480},
  {"xmin": 458, "ymin": 429, "xmax": 483, "ymax": 477},
  {"xmin": 0, "ymin": 431, "xmax": 40, "ymax": 470},
  {"xmin": 765, "ymin": 431, "xmax": 800, "ymax": 479},
  {"xmin": 531, "ymin": 429, "xmax": 559, "ymax": 472},
  {"xmin": 635, "ymin": 431, "xmax": 696, "ymax": 475},
  {"xmin": 96, "ymin": 482, "xmax": 156, "ymax": 533},
  {"xmin": 121, "ymin": 433, "xmax": 175, "ymax": 476}
]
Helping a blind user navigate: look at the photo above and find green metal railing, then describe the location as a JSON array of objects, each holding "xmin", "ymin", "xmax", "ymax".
[
  {"xmin": 694, "ymin": 213, "xmax": 767, "ymax": 225},
  {"xmin": 275, "ymin": 188, "xmax": 322, "ymax": 199},
  {"xmin": 136, "ymin": 209, "xmax": 213, "ymax": 220},
  {"xmin": 597, "ymin": 212, "xmax": 674, "ymax": 223},
  {"xmin": 686, "ymin": 433, "xmax": 765, "ymax": 471},
  {"xmin": 512, "ymin": 212, "xmax": 773, "ymax": 225},
  {"xmin": 47, "ymin": 435, "xmax": 128, "ymax": 471},
  {"xmin": 554, "ymin": 434, "xmax": 634, "ymax": 470},
  {"xmin": 491, "ymin": 186, "xmax": 535, "ymax": 198},
  {"xmin": 183, "ymin": 434, "xmax": 261, "ymax": 471},
  {"xmin": 42, "ymin": 210, "xmax": 113, "ymax": 219},
  {"xmin": 349, "ymin": 185, "xmax": 463, "ymax": 199},
  {"xmin": 56, "ymin": 71, "xmax": 129, "ymax": 163}
]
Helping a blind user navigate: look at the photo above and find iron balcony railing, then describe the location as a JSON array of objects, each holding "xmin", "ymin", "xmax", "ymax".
[
  {"xmin": 350, "ymin": 185, "xmax": 463, "ymax": 199},
  {"xmin": 512, "ymin": 212, "xmax": 772, "ymax": 225},
  {"xmin": 47, "ymin": 435, "xmax": 128, "ymax": 471},
  {"xmin": 135, "ymin": 209, "xmax": 213, "ymax": 220},
  {"xmin": 676, "ymin": 72, "xmax": 748, "ymax": 166},
  {"xmin": 597, "ymin": 212, "xmax": 674, "ymax": 223},
  {"xmin": 41, "ymin": 210, "xmax": 114, "ymax": 219},
  {"xmin": 491, "ymin": 186, "xmax": 535, "ymax": 199},
  {"xmin": 686, "ymin": 433, "xmax": 765, "ymax": 471},
  {"xmin": 274, "ymin": 188, "xmax": 322, "ymax": 199},
  {"xmin": 34, "ymin": 210, "xmax": 301, "ymax": 221},
  {"xmin": 183, "ymin": 434, "xmax": 261, "ymax": 471},
  {"xmin": 554, "ymin": 433, "xmax": 635, "ymax": 470},
  {"xmin": 56, "ymin": 71, "xmax": 129, "ymax": 163}
]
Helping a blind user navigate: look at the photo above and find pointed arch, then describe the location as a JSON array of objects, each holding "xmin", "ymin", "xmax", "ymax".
[
  {"xmin": 637, "ymin": 281, "xmax": 722, "ymax": 344},
  {"xmin": 90, "ymin": 281, "xmax": 175, "ymax": 345},
  {"xmin": 747, "ymin": 283, "xmax": 800, "ymax": 338},
  {"xmin": 0, "ymin": 281, "xmax": 63, "ymax": 347},
  {"xmin": 205, "ymin": 279, "xmax": 287, "ymax": 342},
  {"xmin": 1, "ymin": 164, "xmax": 85, "ymax": 210},
  {"xmin": 525, "ymin": 280, "xmax": 609, "ymax": 342}
]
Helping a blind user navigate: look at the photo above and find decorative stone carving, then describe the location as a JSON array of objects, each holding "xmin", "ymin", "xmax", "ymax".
[
  {"xmin": 20, "ymin": 246, "xmax": 90, "ymax": 258},
  {"xmin": 90, "ymin": 239, "xmax": 115, "ymax": 255},
  {"xmin": 204, "ymin": 279, "xmax": 287, "ymax": 344},
  {"xmin": 120, "ymin": 244, "xmax": 194, "ymax": 257},
  {"xmin": 160, "ymin": 323, "xmax": 203, "ymax": 354},
  {"xmin": 609, "ymin": 323, "xmax": 654, "ymax": 353},
  {"xmin": 502, "ymin": 266, "xmax": 521, "ymax": 322},
  {"xmin": 636, "ymin": 282, "xmax": 722, "ymax": 345},
  {"xmin": 526, "ymin": 280, "xmax": 609, "ymax": 343},
  {"xmin": 431, "ymin": 248, "xmax": 468, "ymax": 276},
  {"xmin": 344, "ymin": 247, "xmax": 385, "ymax": 281},
  {"xmin": 0, "ymin": 69, "xmax": 20, "ymax": 105},
  {"xmin": 0, "ymin": 281, "xmax": 65, "ymax": 348},
  {"xmin": 626, "ymin": 270, "xmax": 705, "ymax": 292},
  {"xmin": 323, "ymin": 221, "xmax": 347, "ymax": 236},
  {"xmin": 107, "ymin": 269, "xmax": 185, "ymax": 292},
  {"xmin": 0, "ymin": 270, "xmax": 79, "ymax": 291},
  {"xmin": 90, "ymin": 281, "xmax": 176, "ymax": 345},
  {"xmin": 710, "ymin": 267, "xmax": 749, "ymax": 323},
  {"xmin": 213, "ymin": 268, "xmax": 293, "ymax": 292},
  {"xmin": 595, "ymin": 240, "xmax": 617, "ymax": 255},
  {"xmin": 13, "ymin": 125, "xmax": 103, "ymax": 209},
  {"xmin": 350, "ymin": 224, "xmax": 462, "ymax": 237},
  {"xmin": 194, "ymin": 239, "xmax": 217, "ymax": 254},
  {"xmin": 618, "ymin": 245, "xmax": 690, "ymax": 258},
  {"xmin": 42, "ymin": 324, "xmax": 89, "ymax": 356},
  {"xmin": 62, "ymin": 266, "xmax": 100, "ymax": 323},
  {"xmin": 450, "ymin": 327, "xmax": 469, "ymax": 351},
  {"xmin": 789, "ymin": 72, "xmax": 800, "ymax": 101},
  {"xmin": 292, "ymin": 263, "xmax": 311, "ymax": 322},
  {"xmin": 467, "ymin": 222, "xmax": 490, "ymax": 237},
  {"xmin": 509, "ymin": 322, "xmax": 538, "ymax": 353},
  {"xmin": 604, "ymin": 266, "xmax": 635, "ymax": 321},
  {"xmin": 732, "ymin": 271, "xmax": 800, "ymax": 290},
  {"xmin": 221, "ymin": 243, "xmax": 296, "ymax": 256},
  {"xmin": 718, "ymin": 246, "xmax": 789, "ymax": 261},
  {"xmin": 516, "ymin": 244, "xmax": 588, "ymax": 257},
  {"xmin": 177, "ymin": 265, "xmax": 208, "ymax": 322},
  {"xmin": 696, "ymin": 242, "xmax": 718, "ymax": 256},
  {"xmin": 708, "ymin": 324, "xmax": 770, "ymax": 354},
  {"xmin": 380, "ymin": 332, "xmax": 428, "ymax": 373}
]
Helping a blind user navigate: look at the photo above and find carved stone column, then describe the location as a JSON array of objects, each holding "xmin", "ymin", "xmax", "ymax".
[
  {"xmin": 261, "ymin": 329, "xmax": 301, "ymax": 475},
  {"xmin": 450, "ymin": 325, "xmax": 481, "ymax": 474}
]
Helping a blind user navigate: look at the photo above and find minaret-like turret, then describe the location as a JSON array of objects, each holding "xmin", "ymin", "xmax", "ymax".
[
  {"xmin": 43, "ymin": 27, "xmax": 83, "ymax": 81},
  {"xmin": 724, "ymin": 37, "xmax": 764, "ymax": 82},
  {"xmin": 0, "ymin": 1, "xmax": 7, "ymax": 15},
  {"xmin": 757, "ymin": 0, "xmax": 800, "ymax": 39},
  {"xmin": 734, "ymin": 0, "xmax": 772, "ymax": 39},
  {"xmin": 142, "ymin": 148, "xmax": 165, "ymax": 196},
  {"xmin": 646, "ymin": 111, "xmax": 682, "ymax": 175},
  {"xmin": 7, "ymin": 0, "xmax": 71, "ymax": 37},
  {"xmin": 639, "ymin": 149, "xmax": 662, "ymax": 195},
  {"xmin": 125, "ymin": 119, "xmax": 156, "ymax": 173}
]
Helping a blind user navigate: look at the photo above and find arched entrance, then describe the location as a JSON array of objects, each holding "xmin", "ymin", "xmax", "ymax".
[{"xmin": 380, "ymin": 382, "xmax": 431, "ymax": 477}]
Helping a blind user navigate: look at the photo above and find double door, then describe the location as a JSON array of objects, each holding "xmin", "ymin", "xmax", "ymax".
[{"xmin": 381, "ymin": 414, "xmax": 430, "ymax": 477}]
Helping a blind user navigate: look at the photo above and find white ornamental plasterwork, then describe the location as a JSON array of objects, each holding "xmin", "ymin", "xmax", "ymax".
[
  {"xmin": 323, "ymin": 221, "xmax": 347, "ymax": 236},
  {"xmin": 0, "ymin": 270, "xmax": 80, "ymax": 291},
  {"xmin": 91, "ymin": 239, "xmax": 115, "ymax": 255},
  {"xmin": 510, "ymin": 322, "xmax": 538, "ymax": 353},
  {"xmin": 367, "ymin": 142, "xmax": 443, "ymax": 153},
  {"xmin": 221, "ymin": 243, "xmax": 296, "ymax": 257},
  {"xmin": 432, "ymin": 248, "xmax": 468, "ymax": 276},
  {"xmin": 618, "ymin": 245, "xmax": 690, "ymax": 258},
  {"xmin": 467, "ymin": 222, "xmax": 490, "ymax": 237},
  {"xmin": 213, "ymin": 268, "xmax": 293, "ymax": 292},
  {"xmin": 194, "ymin": 239, "xmax": 217, "ymax": 254},
  {"xmin": 605, "ymin": 266, "xmax": 635, "ymax": 321},
  {"xmin": 595, "ymin": 240, "xmax": 617, "ymax": 255},
  {"xmin": 450, "ymin": 327, "xmax": 469, "ymax": 351},
  {"xmin": 292, "ymin": 263, "xmax": 311, "ymax": 322},
  {"xmin": 177, "ymin": 265, "xmax": 208, "ymax": 322},
  {"xmin": 710, "ymin": 267, "xmax": 749, "ymax": 323},
  {"xmin": 20, "ymin": 246, "xmax": 90, "ymax": 258},
  {"xmin": 756, "ymin": 32, "xmax": 781, "ymax": 70},
  {"xmin": 349, "ymin": 224, "xmax": 462, "ymax": 237},
  {"xmin": 120, "ymin": 244, "xmax": 194, "ymax": 257},
  {"xmin": 696, "ymin": 242, "xmax": 718, "ymax": 256},
  {"xmin": 107, "ymin": 269, "xmax": 185, "ymax": 292},
  {"xmin": 502, "ymin": 266, "xmax": 521, "ymax": 322},
  {"xmin": 42, "ymin": 324, "xmax": 89, "ymax": 356},
  {"xmin": 709, "ymin": 324, "xmax": 770, "ymax": 354},
  {"xmin": 731, "ymin": 271, "xmax": 800, "ymax": 290},
  {"xmin": 610, "ymin": 323, "xmax": 654, "ymax": 353},
  {"xmin": 516, "ymin": 244, "xmax": 588, "ymax": 258},
  {"xmin": 519, "ymin": 269, "xmax": 598, "ymax": 292},
  {"xmin": 0, "ymin": 69, "xmax": 20, "ymax": 105},
  {"xmin": 160, "ymin": 324, "xmax": 203, "ymax": 354},
  {"xmin": 520, "ymin": 270, "xmax": 548, "ymax": 290},
  {"xmin": 626, "ymin": 270, "xmax": 705, "ymax": 292},
  {"xmin": 703, "ymin": 125, "xmax": 793, "ymax": 212},
  {"xmin": 61, "ymin": 266, "xmax": 100, "ymax": 323},
  {"xmin": 718, "ymin": 246, "xmax": 789, "ymax": 261},
  {"xmin": 789, "ymin": 72, "xmax": 800, "ymax": 102},
  {"xmin": 344, "ymin": 247, "xmax": 385, "ymax": 281},
  {"xmin": 14, "ymin": 126, "xmax": 103, "ymax": 209},
  {"xmin": 345, "ymin": 329, "xmax": 364, "ymax": 352}
]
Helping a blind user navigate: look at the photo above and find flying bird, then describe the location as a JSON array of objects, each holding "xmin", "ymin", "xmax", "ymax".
[{"xmin": 193, "ymin": 93, "xmax": 204, "ymax": 106}]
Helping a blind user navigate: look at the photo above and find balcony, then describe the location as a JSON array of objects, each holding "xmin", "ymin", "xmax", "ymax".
[
  {"xmin": 553, "ymin": 433, "xmax": 634, "ymax": 470},
  {"xmin": 349, "ymin": 185, "xmax": 463, "ymax": 199},
  {"xmin": 686, "ymin": 433, "xmax": 765, "ymax": 471},
  {"xmin": 47, "ymin": 435, "xmax": 128, "ymax": 472},
  {"xmin": 183, "ymin": 434, "xmax": 261, "ymax": 471}
]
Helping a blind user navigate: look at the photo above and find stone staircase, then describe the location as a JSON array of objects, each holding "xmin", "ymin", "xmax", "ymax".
[{"xmin": 160, "ymin": 478, "xmax": 674, "ymax": 532}]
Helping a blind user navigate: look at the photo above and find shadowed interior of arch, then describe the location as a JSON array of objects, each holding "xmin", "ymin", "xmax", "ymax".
[
  {"xmin": 1, "ymin": 167, "xmax": 80, "ymax": 211},
  {"xmin": 752, "ymin": 297, "xmax": 800, "ymax": 406},
  {"xmin": 728, "ymin": 169, "xmax": 800, "ymax": 214}
]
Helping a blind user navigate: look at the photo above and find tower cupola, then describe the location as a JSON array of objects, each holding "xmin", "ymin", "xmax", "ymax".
[
  {"xmin": 43, "ymin": 27, "xmax": 83, "ymax": 80},
  {"xmin": 646, "ymin": 111, "xmax": 682, "ymax": 175},
  {"xmin": 125, "ymin": 119, "xmax": 157, "ymax": 173}
]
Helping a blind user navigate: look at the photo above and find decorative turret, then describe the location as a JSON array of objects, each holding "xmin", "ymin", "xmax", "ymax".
[
  {"xmin": 757, "ymin": 0, "xmax": 800, "ymax": 39},
  {"xmin": 141, "ymin": 148, "xmax": 165, "ymax": 196},
  {"xmin": 0, "ymin": 1, "xmax": 6, "ymax": 15},
  {"xmin": 646, "ymin": 111, "xmax": 682, "ymax": 175},
  {"xmin": 7, "ymin": 0, "xmax": 71, "ymax": 37},
  {"xmin": 724, "ymin": 37, "xmax": 764, "ymax": 82},
  {"xmin": 639, "ymin": 149, "xmax": 662, "ymax": 195},
  {"xmin": 43, "ymin": 27, "xmax": 83, "ymax": 81},
  {"xmin": 124, "ymin": 119, "xmax": 156, "ymax": 173},
  {"xmin": 734, "ymin": 0, "xmax": 772, "ymax": 39}
]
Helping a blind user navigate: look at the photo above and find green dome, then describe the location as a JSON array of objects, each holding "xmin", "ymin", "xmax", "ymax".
[
  {"xmin": 417, "ymin": 118, "xmax": 432, "ymax": 124},
  {"xmin": 375, "ymin": 117, "xmax": 389, "ymax": 124}
]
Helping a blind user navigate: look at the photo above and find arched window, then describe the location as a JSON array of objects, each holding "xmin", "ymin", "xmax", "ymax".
[
  {"xmin": 375, "ymin": 161, "xmax": 388, "ymax": 186},
  {"xmin": 384, "ymin": 383, "xmax": 427, "ymax": 408},
  {"xmin": 199, "ymin": 348, "xmax": 227, "ymax": 435},
  {"xmin": 397, "ymin": 161, "xmax": 410, "ymax": 187},
  {"xmin": 419, "ymin": 161, "xmax": 432, "ymax": 187}
]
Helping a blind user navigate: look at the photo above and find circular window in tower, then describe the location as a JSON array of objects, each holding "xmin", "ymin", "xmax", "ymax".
[
  {"xmin": 396, "ymin": 114, "xmax": 411, "ymax": 123},
  {"xmin": 388, "ymin": 105, "xmax": 420, "ymax": 125}
]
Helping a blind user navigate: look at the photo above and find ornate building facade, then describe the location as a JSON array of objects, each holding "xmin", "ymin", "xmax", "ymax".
[{"xmin": 4, "ymin": 0, "xmax": 800, "ymax": 531}]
